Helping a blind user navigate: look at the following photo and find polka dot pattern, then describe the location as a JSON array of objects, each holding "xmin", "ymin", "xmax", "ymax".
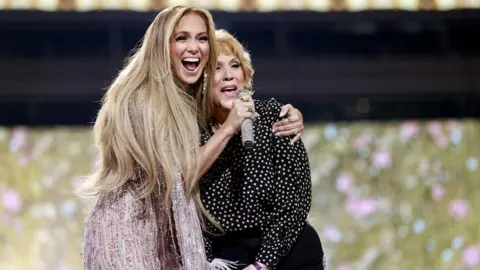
[{"xmin": 200, "ymin": 98, "xmax": 312, "ymax": 269}]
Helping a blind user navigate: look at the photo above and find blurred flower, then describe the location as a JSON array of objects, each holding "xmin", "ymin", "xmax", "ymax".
[
  {"xmin": 441, "ymin": 248, "xmax": 454, "ymax": 262},
  {"xmin": 2, "ymin": 189, "xmax": 22, "ymax": 213},
  {"xmin": 466, "ymin": 156, "xmax": 478, "ymax": 171},
  {"xmin": 36, "ymin": 229, "xmax": 50, "ymax": 244},
  {"xmin": 353, "ymin": 133, "xmax": 372, "ymax": 151},
  {"xmin": 335, "ymin": 173, "xmax": 353, "ymax": 193},
  {"xmin": 413, "ymin": 219, "xmax": 425, "ymax": 234},
  {"xmin": 13, "ymin": 219, "xmax": 23, "ymax": 233},
  {"xmin": 452, "ymin": 236, "xmax": 464, "ymax": 250},
  {"xmin": 426, "ymin": 239, "xmax": 436, "ymax": 252},
  {"xmin": 372, "ymin": 151, "xmax": 391, "ymax": 169},
  {"xmin": 446, "ymin": 120, "xmax": 461, "ymax": 133},
  {"xmin": 434, "ymin": 135, "xmax": 449, "ymax": 149},
  {"xmin": 418, "ymin": 159, "xmax": 430, "ymax": 177},
  {"xmin": 9, "ymin": 127, "xmax": 27, "ymax": 152},
  {"xmin": 336, "ymin": 263, "xmax": 350, "ymax": 270},
  {"xmin": 450, "ymin": 129, "xmax": 463, "ymax": 145},
  {"xmin": 324, "ymin": 124, "xmax": 337, "ymax": 140},
  {"xmin": 400, "ymin": 121, "xmax": 420, "ymax": 141},
  {"xmin": 431, "ymin": 185, "xmax": 445, "ymax": 201},
  {"xmin": 448, "ymin": 199, "xmax": 470, "ymax": 220},
  {"xmin": 61, "ymin": 200, "xmax": 77, "ymax": 217},
  {"xmin": 426, "ymin": 121, "xmax": 443, "ymax": 137},
  {"xmin": 321, "ymin": 224, "xmax": 342, "ymax": 243},
  {"xmin": 462, "ymin": 245, "xmax": 480, "ymax": 268},
  {"xmin": 44, "ymin": 203, "xmax": 57, "ymax": 219},
  {"xmin": 58, "ymin": 262, "xmax": 71, "ymax": 270},
  {"xmin": 18, "ymin": 154, "xmax": 32, "ymax": 167},
  {"xmin": 345, "ymin": 198, "xmax": 377, "ymax": 218}
]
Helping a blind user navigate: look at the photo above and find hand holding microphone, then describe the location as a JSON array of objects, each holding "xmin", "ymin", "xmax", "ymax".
[{"xmin": 223, "ymin": 89, "xmax": 257, "ymax": 150}]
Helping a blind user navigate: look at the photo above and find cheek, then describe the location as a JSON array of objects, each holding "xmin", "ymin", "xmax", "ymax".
[
  {"xmin": 214, "ymin": 72, "xmax": 222, "ymax": 87},
  {"xmin": 200, "ymin": 43, "xmax": 210, "ymax": 59},
  {"xmin": 212, "ymin": 83, "xmax": 222, "ymax": 101},
  {"xmin": 236, "ymin": 70, "xmax": 246, "ymax": 86},
  {"xmin": 170, "ymin": 44, "xmax": 182, "ymax": 64}
]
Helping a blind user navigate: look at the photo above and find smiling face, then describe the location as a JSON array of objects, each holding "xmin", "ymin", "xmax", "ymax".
[
  {"xmin": 213, "ymin": 53, "xmax": 246, "ymax": 110},
  {"xmin": 170, "ymin": 12, "xmax": 210, "ymax": 85}
]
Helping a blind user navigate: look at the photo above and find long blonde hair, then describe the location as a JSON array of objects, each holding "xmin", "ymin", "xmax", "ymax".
[{"xmin": 81, "ymin": 6, "xmax": 217, "ymax": 218}]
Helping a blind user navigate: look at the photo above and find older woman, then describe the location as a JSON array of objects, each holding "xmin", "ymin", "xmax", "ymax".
[
  {"xmin": 200, "ymin": 30, "xmax": 326, "ymax": 270},
  {"xmin": 81, "ymin": 6, "xmax": 305, "ymax": 270}
]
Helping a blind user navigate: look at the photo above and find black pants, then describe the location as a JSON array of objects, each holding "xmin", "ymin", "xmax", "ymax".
[{"xmin": 211, "ymin": 223, "xmax": 325, "ymax": 270}]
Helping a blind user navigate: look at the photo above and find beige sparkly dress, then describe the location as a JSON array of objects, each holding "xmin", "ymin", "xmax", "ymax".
[{"xmin": 82, "ymin": 168, "xmax": 236, "ymax": 270}]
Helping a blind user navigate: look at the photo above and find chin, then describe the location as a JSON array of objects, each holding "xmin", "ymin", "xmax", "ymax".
[
  {"xmin": 183, "ymin": 76, "xmax": 201, "ymax": 85},
  {"xmin": 220, "ymin": 101, "xmax": 234, "ymax": 110}
]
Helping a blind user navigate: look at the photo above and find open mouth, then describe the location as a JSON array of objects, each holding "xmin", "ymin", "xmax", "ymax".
[
  {"xmin": 182, "ymin": 57, "xmax": 200, "ymax": 72},
  {"xmin": 221, "ymin": 85, "xmax": 238, "ymax": 93}
]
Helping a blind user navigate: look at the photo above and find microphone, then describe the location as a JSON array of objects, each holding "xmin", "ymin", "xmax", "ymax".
[{"xmin": 236, "ymin": 89, "xmax": 255, "ymax": 150}]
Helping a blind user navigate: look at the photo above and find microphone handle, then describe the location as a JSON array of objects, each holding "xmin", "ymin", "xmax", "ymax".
[{"xmin": 241, "ymin": 118, "xmax": 254, "ymax": 150}]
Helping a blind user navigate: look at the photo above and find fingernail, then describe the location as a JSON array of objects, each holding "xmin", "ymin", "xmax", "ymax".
[{"xmin": 274, "ymin": 132, "xmax": 280, "ymax": 136}]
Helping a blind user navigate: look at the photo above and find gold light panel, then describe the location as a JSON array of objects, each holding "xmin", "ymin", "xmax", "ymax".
[{"xmin": 0, "ymin": 0, "xmax": 477, "ymax": 11}]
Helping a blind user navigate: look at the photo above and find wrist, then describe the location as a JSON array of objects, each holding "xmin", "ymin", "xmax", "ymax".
[{"xmin": 218, "ymin": 123, "xmax": 236, "ymax": 138}]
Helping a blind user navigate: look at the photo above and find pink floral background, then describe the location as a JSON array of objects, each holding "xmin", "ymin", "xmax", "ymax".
[{"xmin": 1, "ymin": 120, "xmax": 479, "ymax": 269}]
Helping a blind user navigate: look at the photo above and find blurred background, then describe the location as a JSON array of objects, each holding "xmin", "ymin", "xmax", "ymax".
[{"xmin": 1, "ymin": 1, "xmax": 480, "ymax": 269}]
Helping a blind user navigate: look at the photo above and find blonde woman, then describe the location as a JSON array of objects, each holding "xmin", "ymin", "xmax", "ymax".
[
  {"xmin": 81, "ymin": 6, "xmax": 304, "ymax": 270},
  {"xmin": 199, "ymin": 30, "xmax": 325, "ymax": 270}
]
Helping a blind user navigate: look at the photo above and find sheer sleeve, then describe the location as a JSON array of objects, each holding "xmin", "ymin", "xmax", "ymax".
[
  {"xmin": 82, "ymin": 189, "xmax": 180, "ymax": 270},
  {"xmin": 256, "ymin": 99, "xmax": 312, "ymax": 269}
]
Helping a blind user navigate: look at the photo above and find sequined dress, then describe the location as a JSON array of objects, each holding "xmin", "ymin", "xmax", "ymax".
[{"xmin": 83, "ymin": 168, "xmax": 236, "ymax": 270}]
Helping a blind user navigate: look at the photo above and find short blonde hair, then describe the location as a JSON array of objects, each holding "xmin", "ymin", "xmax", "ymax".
[{"xmin": 215, "ymin": 29, "xmax": 254, "ymax": 91}]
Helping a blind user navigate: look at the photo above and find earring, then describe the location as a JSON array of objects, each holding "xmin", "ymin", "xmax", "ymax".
[{"xmin": 202, "ymin": 68, "xmax": 207, "ymax": 95}]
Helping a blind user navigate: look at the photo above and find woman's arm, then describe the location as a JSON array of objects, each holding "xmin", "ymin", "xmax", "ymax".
[
  {"xmin": 199, "ymin": 124, "xmax": 235, "ymax": 176},
  {"xmin": 255, "ymin": 101, "xmax": 312, "ymax": 269}
]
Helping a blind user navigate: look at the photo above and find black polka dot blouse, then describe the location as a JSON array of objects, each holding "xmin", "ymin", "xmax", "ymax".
[{"xmin": 200, "ymin": 98, "xmax": 312, "ymax": 269}]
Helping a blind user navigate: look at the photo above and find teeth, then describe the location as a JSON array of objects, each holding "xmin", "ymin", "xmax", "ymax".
[{"xmin": 183, "ymin": 58, "xmax": 200, "ymax": 63}]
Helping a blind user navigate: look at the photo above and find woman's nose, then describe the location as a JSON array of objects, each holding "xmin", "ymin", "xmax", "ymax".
[
  {"xmin": 186, "ymin": 40, "xmax": 199, "ymax": 54},
  {"xmin": 223, "ymin": 70, "xmax": 233, "ymax": 81}
]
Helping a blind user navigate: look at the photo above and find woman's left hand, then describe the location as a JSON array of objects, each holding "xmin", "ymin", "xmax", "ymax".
[
  {"xmin": 272, "ymin": 104, "xmax": 304, "ymax": 144},
  {"xmin": 242, "ymin": 263, "xmax": 270, "ymax": 270}
]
